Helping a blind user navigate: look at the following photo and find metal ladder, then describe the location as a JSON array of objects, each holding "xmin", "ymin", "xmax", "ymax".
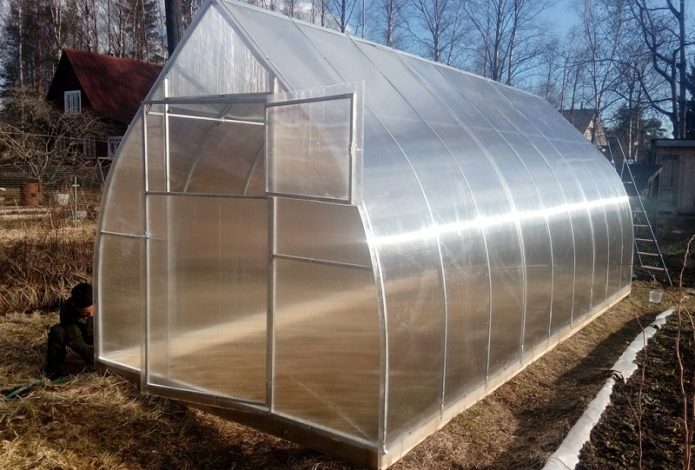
[{"xmin": 607, "ymin": 136, "xmax": 672, "ymax": 286}]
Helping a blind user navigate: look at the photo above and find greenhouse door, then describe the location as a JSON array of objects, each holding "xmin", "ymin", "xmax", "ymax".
[
  {"xmin": 144, "ymin": 98, "xmax": 269, "ymax": 406},
  {"xmin": 264, "ymin": 84, "xmax": 381, "ymax": 441}
]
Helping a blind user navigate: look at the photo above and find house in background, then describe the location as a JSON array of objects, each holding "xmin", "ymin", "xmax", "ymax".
[
  {"xmin": 653, "ymin": 139, "xmax": 695, "ymax": 214},
  {"xmin": 560, "ymin": 108, "xmax": 607, "ymax": 148},
  {"xmin": 46, "ymin": 49, "xmax": 161, "ymax": 173}
]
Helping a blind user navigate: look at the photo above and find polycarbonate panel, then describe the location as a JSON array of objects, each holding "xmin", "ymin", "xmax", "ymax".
[
  {"xmin": 556, "ymin": 140, "xmax": 610, "ymax": 312},
  {"xmin": 298, "ymin": 26, "xmax": 451, "ymax": 441},
  {"xmin": 492, "ymin": 87, "xmax": 596, "ymax": 324},
  {"xmin": 157, "ymin": 4, "xmax": 270, "ymax": 97},
  {"xmin": 594, "ymin": 154, "xmax": 629, "ymax": 297},
  {"xmin": 275, "ymin": 198, "xmax": 371, "ymax": 266},
  {"xmin": 361, "ymin": 113, "xmax": 445, "ymax": 445},
  {"xmin": 582, "ymin": 152, "xmax": 623, "ymax": 301},
  {"xmin": 244, "ymin": 152, "xmax": 266, "ymax": 196},
  {"xmin": 166, "ymin": 103, "xmax": 227, "ymax": 192},
  {"xmin": 496, "ymin": 131, "xmax": 562, "ymax": 348},
  {"xmin": 356, "ymin": 45, "xmax": 495, "ymax": 399},
  {"xmin": 98, "ymin": 234, "xmax": 143, "ymax": 369},
  {"xmin": 185, "ymin": 103, "xmax": 266, "ymax": 194},
  {"xmin": 468, "ymin": 127, "xmax": 552, "ymax": 354},
  {"xmin": 525, "ymin": 136, "xmax": 584, "ymax": 332},
  {"xmin": 267, "ymin": 96, "xmax": 352, "ymax": 201},
  {"xmin": 146, "ymin": 195, "xmax": 267, "ymax": 402},
  {"xmin": 390, "ymin": 54, "xmax": 525, "ymax": 378},
  {"xmin": 101, "ymin": 115, "xmax": 144, "ymax": 234},
  {"xmin": 273, "ymin": 258, "xmax": 380, "ymax": 442},
  {"xmin": 146, "ymin": 105, "xmax": 166, "ymax": 192},
  {"xmin": 220, "ymin": 1, "xmax": 340, "ymax": 89}
]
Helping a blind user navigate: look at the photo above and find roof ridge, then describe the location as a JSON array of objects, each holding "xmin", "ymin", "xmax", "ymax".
[{"xmin": 63, "ymin": 48, "xmax": 161, "ymax": 68}]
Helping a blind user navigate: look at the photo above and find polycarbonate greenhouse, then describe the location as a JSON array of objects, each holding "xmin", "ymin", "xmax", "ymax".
[{"xmin": 94, "ymin": 1, "xmax": 633, "ymax": 467}]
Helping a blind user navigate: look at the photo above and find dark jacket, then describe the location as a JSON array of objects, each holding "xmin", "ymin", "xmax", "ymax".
[{"xmin": 59, "ymin": 300, "xmax": 94, "ymax": 363}]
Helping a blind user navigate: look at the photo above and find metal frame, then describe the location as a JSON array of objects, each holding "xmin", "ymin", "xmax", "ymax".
[{"xmin": 141, "ymin": 93, "xmax": 273, "ymax": 402}]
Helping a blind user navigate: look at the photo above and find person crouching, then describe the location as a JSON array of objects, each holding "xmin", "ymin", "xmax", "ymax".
[{"xmin": 43, "ymin": 283, "xmax": 94, "ymax": 379}]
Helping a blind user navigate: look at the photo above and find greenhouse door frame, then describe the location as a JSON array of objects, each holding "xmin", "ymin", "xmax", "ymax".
[
  {"xmin": 138, "ymin": 82, "xmax": 366, "ymax": 426},
  {"xmin": 140, "ymin": 90, "xmax": 273, "ymax": 413}
]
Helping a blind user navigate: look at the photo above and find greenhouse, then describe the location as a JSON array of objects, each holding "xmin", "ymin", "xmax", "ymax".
[{"xmin": 94, "ymin": 0, "xmax": 633, "ymax": 467}]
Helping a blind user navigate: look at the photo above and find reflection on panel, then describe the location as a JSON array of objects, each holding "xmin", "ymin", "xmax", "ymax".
[
  {"xmin": 155, "ymin": 4, "xmax": 269, "ymax": 97},
  {"xmin": 147, "ymin": 195, "xmax": 267, "ymax": 402},
  {"xmin": 274, "ymin": 258, "xmax": 380, "ymax": 442},
  {"xmin": 267, "ymin": 97, "xmax": 352, "ymax": 200},
  {"xmin": 98, "ymin": 234, "xmax": 143, "ymax": 370},
  {"xmin": 441, "ymin": 228, "xmax": 490, "ymax": 401},
  {"xmin": 275, "ymin": 198, "xmax": 371, "ymax": 266},
  {"xmin": 101, "ymin": 115, "xmax": 144, "ymax": 235}
]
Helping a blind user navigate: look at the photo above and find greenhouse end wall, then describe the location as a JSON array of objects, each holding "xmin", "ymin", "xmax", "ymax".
[{"xmin": 95, "ymin": 1, "xmax": 632, "ymax": 468}]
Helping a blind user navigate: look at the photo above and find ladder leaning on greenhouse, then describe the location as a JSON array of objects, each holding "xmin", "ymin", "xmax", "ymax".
[{"xmin": 606, "ymin": 136, "xmax": 672, "ymax": 287}]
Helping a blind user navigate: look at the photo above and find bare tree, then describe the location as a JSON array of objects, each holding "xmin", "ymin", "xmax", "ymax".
[
  {"xmin": 329, "ymin": 0, "xmax": 359, "ymax": 33},
  {"xmin": 165, "ymin": 0, "xmax": 183, "ymax": 55},
  {"xmin": 369, "ymin": 0, "xmax": 406, "ymax": 47},
  {"xmin": 631, "ymin": 0, "xmax": 692, "ymax": 138},
  {"xmin": 464, "ymin": 0, "xmax": 554, "ymax": 85},
  {"xmin": 311, "ymin": 0, "xmax": 329, "ymax": 26},
  {"xmin": 0, "ymin": 88, "xmax": 108, "ymax": 187},
  {"xmin": 575, "ymin": 0, "xmax": 630, "ymax": 144},
  {"xmin": 405, "ymin": 0, "xmax": 467, "ymax": 65}
]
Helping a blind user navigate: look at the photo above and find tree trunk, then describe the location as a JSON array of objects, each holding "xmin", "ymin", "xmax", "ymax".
[{"xmin": 165, "ymin": 0, "xmax": 183, "ymax": 57}]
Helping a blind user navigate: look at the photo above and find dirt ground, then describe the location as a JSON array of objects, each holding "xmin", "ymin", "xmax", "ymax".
[
  {"xmin": 575, "ymin": 215, "xmax": 695, "ymax": 469},
  {"xmin": 578, "ymin": 293, "xmax": 695, "ymax": 469}
]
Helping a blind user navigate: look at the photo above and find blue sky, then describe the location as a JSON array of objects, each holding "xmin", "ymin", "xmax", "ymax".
[{"xmin": 540, "ymin": 0, "xmax": 581, "ymax": 35}]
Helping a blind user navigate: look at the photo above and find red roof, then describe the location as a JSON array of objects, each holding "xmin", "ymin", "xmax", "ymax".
[{"xmin": 48, "ymin": 49, "xmax": 162, "ymax": 124}]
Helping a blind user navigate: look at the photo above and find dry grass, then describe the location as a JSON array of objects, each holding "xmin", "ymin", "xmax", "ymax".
[
  {"xmin": 0, "ymin": 312, "xmax": 349, "ymax": 470},
  {"xmin": 0, "ymin": 214, "xmax": 94, "ymax": 315}
]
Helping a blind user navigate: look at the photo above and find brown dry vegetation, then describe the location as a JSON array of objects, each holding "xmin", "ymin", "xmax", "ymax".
[
  {"xmin": 0, "ymin": 216, "xmax": 688, "ymax": 469},
  {"xmin": 0, "ymin": 213, "xmax": 93, "ymax": 315}
]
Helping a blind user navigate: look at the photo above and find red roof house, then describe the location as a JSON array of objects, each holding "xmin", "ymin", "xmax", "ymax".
[
  {"xmin": 46, "ymin": 49, "xmax": 162, "ymax": 126},
  {"xmin": 46, "ymin": 49, "xmax": 162, "ymax": 162}
]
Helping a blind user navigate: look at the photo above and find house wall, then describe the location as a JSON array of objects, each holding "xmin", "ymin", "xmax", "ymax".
[
  {"xmin": 46, "ymin": 59, "xmax": 89, "ymax": 112},
  {"xmin": 656, "ymin": 146, "xmax": 695, "ymax": 214}
]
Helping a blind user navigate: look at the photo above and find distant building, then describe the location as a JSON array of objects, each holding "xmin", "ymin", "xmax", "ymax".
[
  {"xmin": 46, "ymin": 49, "xmax": 161, "ymax": 165},
  {"xmin": 560, "ymin": 108, "xmax": 607, "ymax": 148},
  {"xmin": 653, "ymin": 139, "xmax": 695, "ymax": 214}
]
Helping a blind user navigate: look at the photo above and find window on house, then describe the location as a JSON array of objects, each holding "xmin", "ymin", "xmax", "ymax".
[
  {"xmin": 108, "ymin": 136, "xmax": 123, "ymax": 159},
  {"xmin": 64, "ymin": 90, "xmax": 81, "ymax": 113},
  {"xmin": 83, "ymin": 137, "xmax": 96, "ymax": 159}
]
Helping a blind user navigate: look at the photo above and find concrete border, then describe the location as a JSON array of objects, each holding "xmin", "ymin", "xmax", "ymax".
[{"xmin": 544, "ymin": 307, "xmax": 675, "ymax": 470}]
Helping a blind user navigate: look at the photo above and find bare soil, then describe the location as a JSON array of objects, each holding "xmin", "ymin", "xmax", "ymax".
[
  {"xmin": 575, "ymin": 215, "xmax": 695, "ymax": 469},
  {"xmin": 578, "ymin": 296, "xmax": 695, "ymax": 469}
]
